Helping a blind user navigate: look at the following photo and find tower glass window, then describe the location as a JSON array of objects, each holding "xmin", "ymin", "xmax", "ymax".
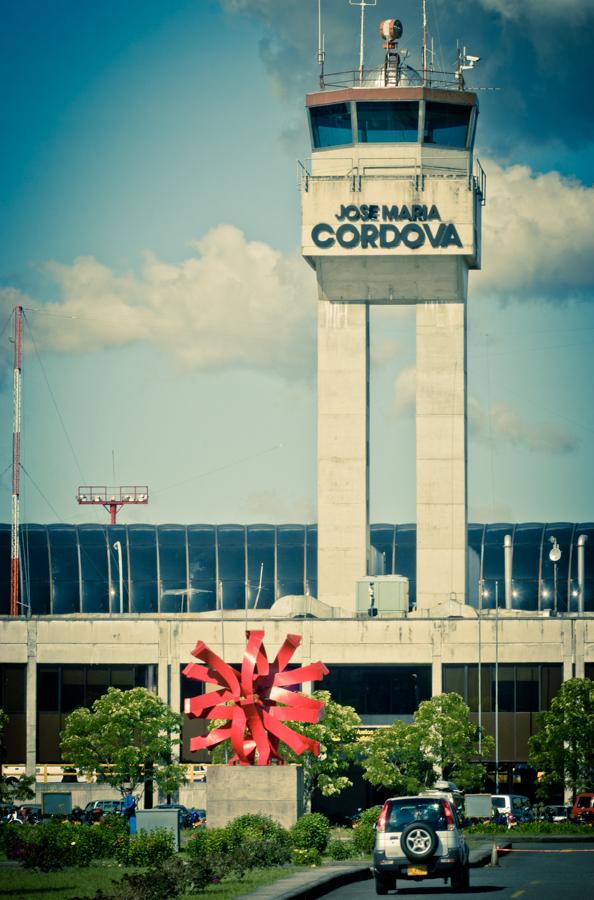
[
  {"xmin": 423, "ymin": 102, "xmax": 471, "ymax": 148},
  {"xmin": 356, "ymin": 101, "xmax": 419, "ymax": 143},
  {"xmin": 310, "ymin": 103, "xmax": 353, "ymax": 148}
]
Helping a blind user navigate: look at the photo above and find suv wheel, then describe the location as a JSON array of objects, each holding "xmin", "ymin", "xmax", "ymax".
[
  {"xmin": 451, "ymin": 862, "xmax": 470, "ymax": 892},
  {"xmin": 400, "ymin": 822, "xmax": 438, "ymax": 861}
]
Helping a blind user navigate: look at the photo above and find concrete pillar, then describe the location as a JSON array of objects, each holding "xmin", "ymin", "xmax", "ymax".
[
  {"xmin": 416, "ymin": 300, "xmax": 467, "ymax": 609},
  {"xmin": 317, "ymin": 299, "xmax": 369, "ymax": 610},
  {"xmin": 26, "ymin": 620, "xmax": 37, "ymax": 778}
]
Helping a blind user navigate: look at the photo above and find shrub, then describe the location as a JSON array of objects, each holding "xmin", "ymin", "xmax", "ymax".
[
  {"xmin": 292, "ymin": 846, "xmax": 321, "ymax": 866},
  {"xmin": 291, "ymin": 812, "xmax": 331, "ymax": 853},
  {"xmin": 120, "ymin": 828, "xmax": 175, "ymax": 866},
  {"xmin": 352, "ymin": 805, "xmax": 381, "ymax": 855},
  {"xmin": 327, "ymin": 838, "xmax": 356, "ymax": 860},
  {"xmin": 21, "ymin": 823, "xmax": 77, "ymax": 871},
  {"xmin": 226, "ymin": 813, "xmax": 287, "ymax": 846}
]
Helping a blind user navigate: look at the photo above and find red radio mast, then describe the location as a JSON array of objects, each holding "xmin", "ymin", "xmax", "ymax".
[
  {"xmin": 76, "ymin": 486, "xmax": 149, "ymax": 524},
  {"xmin": 10, "ymin": 306, "xmax": 23, "ymax": 617}
]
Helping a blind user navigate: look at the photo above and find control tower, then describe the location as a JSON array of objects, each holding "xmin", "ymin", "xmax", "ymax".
[{"xmin": 300, "ymin": 16, "xmax": 484, "ymax": 612}]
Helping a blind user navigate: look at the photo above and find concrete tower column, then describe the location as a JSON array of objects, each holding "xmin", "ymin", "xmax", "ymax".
[
  {"xmin": 416, "ymin": 295, "xmax": 467, "ymax": 610},
  {"xmin": 317, "ymin": 299, "xmax": 369, "ymax": 610}
]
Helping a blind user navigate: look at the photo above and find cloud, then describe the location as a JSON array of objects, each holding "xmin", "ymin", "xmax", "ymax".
[
  {"xmin": 0, "ymin": 225, "xmax": 317, "ymax": 382},
  {"xmin": 394, "ymin": 366, "xmax": 416, "ymax": 413},
  {"xmin": 394, "ymin": 368, "xmax": 578, "ymax": 454},
  {"xmin": 474, "ymin": 0, "xmax": 591, "ymax": 20},
  {"xmin": 477, "ymin": 159, "xmax": 594, "ymax": 301},
  {"xmin": 217, "ymin": 1, "xmax": 594, "ymax": 152}
]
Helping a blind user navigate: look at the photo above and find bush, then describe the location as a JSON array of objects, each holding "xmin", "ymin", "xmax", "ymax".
[
  {"xmin": 292, "ymin": 846, "xmax": 321, "ymax": 866},
  {"xmin": 291, "ymin": 812, "xmax": 331, "ymax": 853},
  {"xmin": 352, "ymin": 805, "xmax": 381, "ymax": 856},
  {"xmin": 21, "ymin": 823, "xmax": 77, "ymax": 871},
  {"xmin": 119, "ymin": 828, "xmax": 175, "ymax": 866},
  {"xmin": 327, "ymin": 838, "xmax": 356, "ymax": 860}
]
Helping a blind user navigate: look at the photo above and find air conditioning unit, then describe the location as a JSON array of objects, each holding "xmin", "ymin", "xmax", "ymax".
[{"xmin": 356, "ymin": 575, "xmax": 409, "ymax": 616}]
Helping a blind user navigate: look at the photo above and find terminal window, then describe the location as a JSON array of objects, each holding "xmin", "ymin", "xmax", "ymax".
[
  {"xmin": 315, "ymin": 665, "xmax": 431, "ymax": 717},
  {"xmin": 310, "ymin": 103, "xmax": 353, "ymax": 148},
  {"xmin": 356, "ymin": 101, "xmax": 419, "ymax": 143},
  {"xmin": 423, "ymin": 102, "xmax": 471, "ymax": 148}
]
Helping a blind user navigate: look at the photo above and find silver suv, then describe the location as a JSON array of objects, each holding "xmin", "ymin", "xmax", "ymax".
[{"xmin": 372, "ymin": 795, "xmax": 470, "ymax": 894}]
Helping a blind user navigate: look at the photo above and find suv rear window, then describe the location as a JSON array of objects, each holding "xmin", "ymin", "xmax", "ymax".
[{"xmin": 385, "ymin": 799, "xmax": 448, "ymax": 832}]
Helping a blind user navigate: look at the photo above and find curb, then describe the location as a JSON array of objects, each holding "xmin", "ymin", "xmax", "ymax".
[{"xmin": 236, "ymin": 862, "xmax": 371, "ymax": 900}]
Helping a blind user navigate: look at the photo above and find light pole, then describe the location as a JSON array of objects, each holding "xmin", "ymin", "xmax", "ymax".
[
  {"xmin": 494, "ymin": 580, "xmax": 499, "ymax": 792},
  {"xmin": 549, "ymin": 537, "xmax": 561, "ymax": 615},
  {"xmin": 113, "ymin": 541, "xmax": 123, "ymax": 614}
]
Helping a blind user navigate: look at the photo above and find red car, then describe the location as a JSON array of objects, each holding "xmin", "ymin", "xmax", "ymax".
[{"xmin": 571, "ymin": 793, "xmax": 594, "ymax": 824}]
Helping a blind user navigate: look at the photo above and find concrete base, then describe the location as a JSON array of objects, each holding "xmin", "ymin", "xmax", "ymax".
[{"xmin": 206, "ymin": 764, "xmax": 304, "ymax": 829}]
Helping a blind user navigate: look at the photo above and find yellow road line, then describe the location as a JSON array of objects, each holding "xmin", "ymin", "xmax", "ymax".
[{"xmin": 511, "ymin": 891, "xmax": 525, "ymax": 899}]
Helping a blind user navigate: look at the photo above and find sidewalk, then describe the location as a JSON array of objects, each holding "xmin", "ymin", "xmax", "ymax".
[{"xmin": 237, "ymin": 844, "xmax": 495, "ymax": 900}]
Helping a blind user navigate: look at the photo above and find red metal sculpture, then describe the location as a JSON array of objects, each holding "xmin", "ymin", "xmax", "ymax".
[{"xmin": 183, "ymin": 630, "xmax": 329, "ymax": 765}]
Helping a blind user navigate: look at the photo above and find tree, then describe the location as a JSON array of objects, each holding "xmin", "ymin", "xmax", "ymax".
[
  {"xmin": 361, "ymin": 693, "xmax": 493, "ymax": 795},
  {"xmin": 60, "ymin": 687, "xmax": 187, "ymax": 797},
  {"xmin": 360, "ymin": 719, "xmax": 432, "ymax": 793},
  {"xmin": 280, "ymin": 690, "xmax": 363, "ymax": 806},
  {"xmin": 0, "ymin": 709, "xmax": 35, "ymax": 805},
  {"xmin": 528, "ymin": 677, "xmax": 594, "ymax": 801},
  {"xmin": 413, "ymin": 692, "xmax": 494, "ymax": 791},
  {"xmin": 208, "ymin": 690, "xmax": 362, "ymax": 807}
]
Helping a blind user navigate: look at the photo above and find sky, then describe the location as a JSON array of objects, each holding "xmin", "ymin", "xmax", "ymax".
[{"xmin": 1, "ymin": 0, "xmax": 593, "ymax": 528}]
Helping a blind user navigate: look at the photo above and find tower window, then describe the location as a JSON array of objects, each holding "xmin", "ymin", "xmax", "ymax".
[
  {"xmin": 423, "ymin": 102, "xmax": 471, "ymax": 148},
  {"xmin": 357, "ymin": 101, "xmax": 419, "ymax": 143},
  {"xmin": 310, "ymin": 103, "xmax": 353, "ymax": 148}
]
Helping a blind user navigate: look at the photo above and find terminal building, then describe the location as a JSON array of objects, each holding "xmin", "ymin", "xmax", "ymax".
[{"xmin": 1, "ymin": 16, "xmax": 593, "ymax": 809}]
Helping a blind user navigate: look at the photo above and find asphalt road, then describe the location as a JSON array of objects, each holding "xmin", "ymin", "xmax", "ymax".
[{"xmin": 322, "ymin": 843, "xmax": 594, "ymax": 899}]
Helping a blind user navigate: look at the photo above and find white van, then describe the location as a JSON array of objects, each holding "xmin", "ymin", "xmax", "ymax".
[{"xmin": 491, "ymin": 794, "xmax": 533, "ymax": 820}]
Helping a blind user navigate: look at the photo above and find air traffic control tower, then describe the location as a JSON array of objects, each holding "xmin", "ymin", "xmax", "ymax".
[{"xmin": 300, "ymin": 18, "xmax": 485, "ymax": 612}]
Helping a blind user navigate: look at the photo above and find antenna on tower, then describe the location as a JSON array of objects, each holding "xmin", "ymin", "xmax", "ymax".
[
  {"xmin": 317, "ymin": 0, "xmax": 326, "ymax": 88},
  {"xmin": 455, "ymin": 44, "xmax": 481, "ymax": 89},
  {"xmin": 422, "ymin": 0, "xmax": 428, "ymax": 85},
  {"xmin": 349, "ymin": 0, "xmax": 377, "ymax": 84}
]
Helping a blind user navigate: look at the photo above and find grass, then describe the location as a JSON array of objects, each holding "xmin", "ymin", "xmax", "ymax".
[
  {"xmin": 0, "ymin": 862, "xmax": 132, "ymax": 899},
  {"xmin": 0, "ymin": 862, "xmax": 306, "ymax": 900}
]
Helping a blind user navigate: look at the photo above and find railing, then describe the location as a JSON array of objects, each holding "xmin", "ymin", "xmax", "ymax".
[
  {"xmin": 0, "ymin": 762, "xmax": 208, "ymax": 784},
  {"xmin": 318, "ymin": 68, "xmax": 465, "ymax": 92},
  {"xmin": 298, "ymin": 156, "xmax": 486, "ymax": 203}
]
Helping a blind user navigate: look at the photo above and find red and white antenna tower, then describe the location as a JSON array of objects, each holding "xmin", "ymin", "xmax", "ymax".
[
  {"xmin": 76, "ymin": 486, "xmax": 149, "ymax": 524},
  {"xmin": 10, "ymin": 305, "xmax": 23, "ymax": 617}
]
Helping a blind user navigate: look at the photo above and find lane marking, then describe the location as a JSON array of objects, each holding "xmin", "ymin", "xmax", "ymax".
[{"xmin": 511, "ymin": 891, "xmax": 525, "ymax": 898}]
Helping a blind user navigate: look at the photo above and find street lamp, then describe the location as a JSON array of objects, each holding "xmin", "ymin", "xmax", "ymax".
[
  {"xmin": 549, "ymin": 537, "xmax": 561, "ymax": 615},
  {"xmin": 113, "ymin": 541, "xmax": 123, "ymax": 614}
]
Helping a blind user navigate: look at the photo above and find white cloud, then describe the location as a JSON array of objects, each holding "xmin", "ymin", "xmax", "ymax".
[
  {"xmin": 394, "ymin": 366, "xmax": 416, "ymax": 413},
  {"xmin": 474, "ymin": 0, "xmax": 591, "ymax": 20},
  {"xmin": 393, "ymin": 368, "xmax": 578, "ymax": 454},
  {"xmin": 478, "ymin": 160, "xmax": 594, "ymax": 301},
  {"xmin": 0, "ymin": 225, "xmax": 317, "ymax": 381}
]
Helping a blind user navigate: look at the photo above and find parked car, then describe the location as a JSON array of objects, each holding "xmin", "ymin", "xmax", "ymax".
[
  {"xmin": 491, "ymin": 794, "xmax": 534, "ymax": 823},
  {"xmin": 571, "ymin": 793, "xmax": 594, "ymax": 824},
  {"xmin": 373, "ymin": 795, "xmax": 470, "ymax": 894},
  {"xmin": 83, "ymin": 799, "xmax": 123, "ymax": 823},
  {"xmin": 542, "ymin": 804, "xmax": 572, "ymax": 823}
]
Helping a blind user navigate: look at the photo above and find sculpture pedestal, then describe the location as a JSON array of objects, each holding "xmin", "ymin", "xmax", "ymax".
[{"xmin": 205, "ymin": 764, "xmax": 304, "ymax": 828}]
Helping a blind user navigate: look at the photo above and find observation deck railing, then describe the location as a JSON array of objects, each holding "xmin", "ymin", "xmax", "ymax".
[
  {"xmin": 298, "ymin": 155, "xmax": 486, "ymax": 204},
  {"xmin": 317, "ymin": 68, "xmax": 467, "ymax": 91}
]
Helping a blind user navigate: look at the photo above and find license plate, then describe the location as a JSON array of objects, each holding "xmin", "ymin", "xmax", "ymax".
[{"xmin": 407, "ymin": 865, "xmax": 428, "ymax": 876}]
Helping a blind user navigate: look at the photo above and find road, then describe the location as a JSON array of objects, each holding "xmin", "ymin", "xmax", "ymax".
[{"xmin": 322, "ymin": 843, "xmax": 594, "ymax": 899}]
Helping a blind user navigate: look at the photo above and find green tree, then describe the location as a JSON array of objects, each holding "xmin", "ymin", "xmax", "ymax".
[
  {"xmin": 528, "ymin": 677, "xmax": 594, "ymax": 801},
  {"xmin": 413, "ymin": 692, "xmax": 494, "ymax": 791},
  {"xmin": 0, "ymin": 709, "xmax": 35, "ymax": 805},
  {"xmin": 209, "ymin": 691, "xmax": 362, "ymax": 807},
  {"xmin": 360, "ymin": 719, "xmax": 432, "ymax": 793},
  {"xmin": 60, "ymin": 687, "xmax": 187, "ymax": 796},
  {"xmin": 361, "ymin": 693, "xmax": 493, "ymax": 794},
  {"xmin": 281, "ymin": 691, "xmax": 362, "ymax": 806}
]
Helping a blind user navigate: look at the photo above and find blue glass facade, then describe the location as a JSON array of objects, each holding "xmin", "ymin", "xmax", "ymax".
[{"xmin": 0, "ymin": 522, "xmax": 592, "ymax": 615}]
